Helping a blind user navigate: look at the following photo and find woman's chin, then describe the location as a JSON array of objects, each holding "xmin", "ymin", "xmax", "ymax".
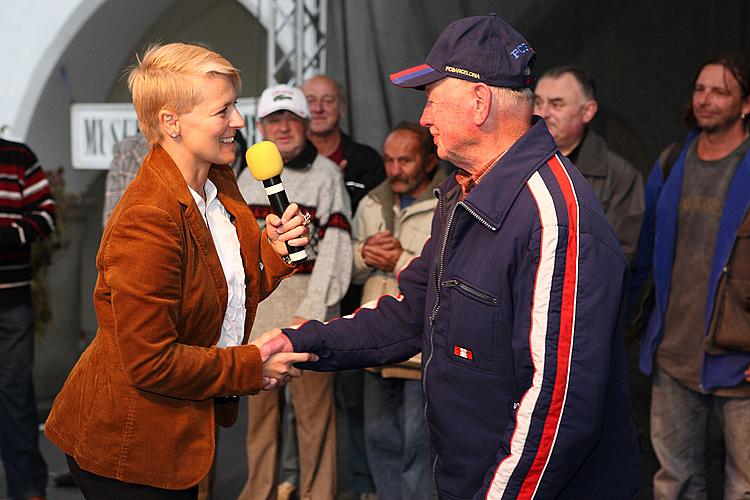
[{"xmin": 210, "ymin": 152, "xmax": 236, "ymax": 166}]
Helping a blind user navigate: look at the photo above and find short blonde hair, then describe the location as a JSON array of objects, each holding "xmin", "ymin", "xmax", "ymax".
[{"xmin": 127, "ymin": 43, "xmax": 241, "ymax": 145}]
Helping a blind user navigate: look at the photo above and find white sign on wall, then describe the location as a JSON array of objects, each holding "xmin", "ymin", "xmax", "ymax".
[{"xmin": 70, "ymin": 98, "xmax": 260, "ymax": 169}]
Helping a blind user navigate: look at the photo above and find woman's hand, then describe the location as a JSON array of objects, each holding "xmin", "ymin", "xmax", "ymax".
[
  {"xmin": 260, "ymin": 351, "xmax": 318, "ymax": 390},
  {"xmin": 265, "ymin": 203, "xmax": 310, "ymax": 257}
]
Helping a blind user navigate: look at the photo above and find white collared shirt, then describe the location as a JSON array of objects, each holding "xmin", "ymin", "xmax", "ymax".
[{"xmin": 188, "ymin": 179, "xmax": 246, "ymax": 348}]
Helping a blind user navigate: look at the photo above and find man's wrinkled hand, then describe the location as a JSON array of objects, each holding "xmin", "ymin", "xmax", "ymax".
[
  {"xmin": 252, "ymin": 328, "xmax": 293, "ymax": 362},
  {"xmin": 362, "ymin": 231, "xmax": 403, "ymax": 272},
  {"xmin": 252, "ymin": 328, "xmax": 318, "ymax": 390}
]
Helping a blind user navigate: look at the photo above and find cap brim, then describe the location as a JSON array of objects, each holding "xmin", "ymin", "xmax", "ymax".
[
  {"xmin": 258, "ymin": 106, "xmax": 309, "ymax": 120},
  {"xmin": 389, "ymin": 64, "xmax": 445, "ymax": 90}
]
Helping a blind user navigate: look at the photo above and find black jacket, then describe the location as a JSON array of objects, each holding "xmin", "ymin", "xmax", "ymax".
[{"xmin": 340, "ymin": 132, "xmax": 385, "ymax": 213}]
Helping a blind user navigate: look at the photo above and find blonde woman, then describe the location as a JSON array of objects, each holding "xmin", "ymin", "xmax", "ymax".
[{"xmin": 44, "ymin": 43, "xmax": 313, "ymax": 499}]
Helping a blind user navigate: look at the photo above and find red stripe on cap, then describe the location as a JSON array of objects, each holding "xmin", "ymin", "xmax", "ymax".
[{"xmin": 389, "ymin": 64, "xmax": 431, "ymax": 80}]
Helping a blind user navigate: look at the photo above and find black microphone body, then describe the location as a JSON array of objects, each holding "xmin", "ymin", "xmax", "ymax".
[
  {"xmin": 263, "ymin": 176, "xmax": 290, "ymax": 217},
  {"xmin": 262, "ymin": 175, "xmax": 307, "ymax": 263}
]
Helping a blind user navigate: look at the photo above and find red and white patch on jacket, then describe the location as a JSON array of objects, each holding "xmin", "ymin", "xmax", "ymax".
[{"xmin": 453, "ymin": 345, "xmax": 473, "ymax": 361}]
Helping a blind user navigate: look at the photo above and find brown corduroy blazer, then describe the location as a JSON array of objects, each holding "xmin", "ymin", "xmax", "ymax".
[{"xmin": 44, "ymin": 145, "xmax": 295, "ymax": 489}]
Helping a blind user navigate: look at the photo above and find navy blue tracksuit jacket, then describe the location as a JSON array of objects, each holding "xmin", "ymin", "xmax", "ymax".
[{"xmin": 285, "ymin": 119, "xmax": 640, "ymax": 499}]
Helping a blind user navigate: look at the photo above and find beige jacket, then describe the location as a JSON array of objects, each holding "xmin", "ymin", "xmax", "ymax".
[{"xmin": 352, "ymin": 170, "xmax": 446, "ymax": 379}]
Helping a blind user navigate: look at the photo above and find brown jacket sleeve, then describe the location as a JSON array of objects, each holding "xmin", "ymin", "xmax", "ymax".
[{"xmin": 105, "ymin": 203, "xmax": 263, "ymax": 399}]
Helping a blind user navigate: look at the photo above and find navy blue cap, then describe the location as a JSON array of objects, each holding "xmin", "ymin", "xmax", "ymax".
[{"xmin": 390, "ymin": 15, "xmax": 535, "ymax": 90}]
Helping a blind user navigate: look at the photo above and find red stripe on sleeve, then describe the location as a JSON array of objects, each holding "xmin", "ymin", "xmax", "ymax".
[{"xmin": 517, "ymin": 156, "xmax": 580, "ymax": 498}]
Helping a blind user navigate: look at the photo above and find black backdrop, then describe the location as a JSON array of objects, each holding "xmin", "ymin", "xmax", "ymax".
[{"xmin": 327, "ymin": 0, "xmax": 749, "ymax": 177}]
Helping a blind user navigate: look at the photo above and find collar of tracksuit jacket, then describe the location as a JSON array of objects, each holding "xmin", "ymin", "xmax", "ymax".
[{"xmin": 435, "ymin": 117, "xmax": 558, "ymax": 230}]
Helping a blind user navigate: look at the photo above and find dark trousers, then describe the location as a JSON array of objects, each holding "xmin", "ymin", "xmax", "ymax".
[
  {"xmin": 0, "ymin": 301, "xmax": 48, "ymax": 499},
  {"xmin": 364, "ymin": 372, "xmax": 433, "ymax": 500},
  {"xmin": 66, "ymin": 455, "xmax": 198, "ymax": 499}
]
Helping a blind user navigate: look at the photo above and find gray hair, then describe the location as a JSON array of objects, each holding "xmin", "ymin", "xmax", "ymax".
[{"xmin": 492, "ymin": 86, "xmax": 535, "ymax": 110}]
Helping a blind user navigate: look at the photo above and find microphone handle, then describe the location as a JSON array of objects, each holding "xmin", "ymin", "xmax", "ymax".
[
  {"xmin": 262, "ymin": 177, "xmax": 307, "ymax": 262},
  {"xmin": 267, "ymin": 188, "xmax": 290, "ymax": 218}
]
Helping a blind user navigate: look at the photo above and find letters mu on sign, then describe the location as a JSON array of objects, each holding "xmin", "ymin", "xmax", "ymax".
[{"xmin": 70, "ymin": 99, "xmax": 259, "ymax": 170}]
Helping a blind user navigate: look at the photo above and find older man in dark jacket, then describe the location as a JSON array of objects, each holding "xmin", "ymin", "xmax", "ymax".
[
  {"xmin": 534, "ymin": 66, "xmax": 644, "ymax": 263},
  {"xmin": 258, "ymin": 15, "xmax": 641, "ymax": 500}
]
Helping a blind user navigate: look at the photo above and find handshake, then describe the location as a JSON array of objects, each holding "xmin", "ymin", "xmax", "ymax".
[{"xmin": 251, "ymin": 328, "xmax": 313, "ymax": 390}]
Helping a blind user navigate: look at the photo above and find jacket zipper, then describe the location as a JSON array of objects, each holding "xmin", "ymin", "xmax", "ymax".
[
  {"xmin": 442, "ymin": 278, "xmax": 498, "ymax": 305},
  {"xmin": 459, "ymin": 201, "xmax": 498, "ymax": 231},
  {"xmin": 424, "ymin": 191, "xmax": 458, "ymax": 493},
  {"xmin": 424, "ymin": 194, "xmax": 498, "ymax": 492}
]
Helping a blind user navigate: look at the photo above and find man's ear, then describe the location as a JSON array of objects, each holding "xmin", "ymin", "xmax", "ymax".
[
  {"xmin": 474, "ymin": 84, "xmax": 492, "ymax": 126},
  {"xmin": 159, "ymin": 109, "xmax": 180, "ymax": 139},
  {"xmin": 741, "ymin": 94, "xmax": 750, "ymax": 120},
  {"xmin": 581, "ymin": 99, "xmax": 598, "ymax": 126}
]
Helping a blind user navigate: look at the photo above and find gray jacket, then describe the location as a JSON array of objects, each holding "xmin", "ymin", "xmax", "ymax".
[{"xmin": 574, "ymin": 129, "xmax": 645, "ymax": 262}]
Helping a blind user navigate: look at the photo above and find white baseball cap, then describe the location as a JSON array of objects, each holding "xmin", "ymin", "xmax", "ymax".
[{"xmin": 257, "ymin": 84, "xmax": 310, "ymax": 120}]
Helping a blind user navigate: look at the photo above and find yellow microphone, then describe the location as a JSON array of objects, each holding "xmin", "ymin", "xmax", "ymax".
[{"xmin": 246, "ymin": 141, "xmax": 307, "ymax": 263}]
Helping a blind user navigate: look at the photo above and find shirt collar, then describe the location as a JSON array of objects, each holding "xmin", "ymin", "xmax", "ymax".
[
  {"xmin": 188, "ymin": 178, "xmax": 218, "ymax": 220},
  {"xmin": 204, "ymin": 178, "xmax": 218, "ymax": 205},
  {"xmin": 455, "ymin": 147, "xmax": 509, "ymax": 198}
]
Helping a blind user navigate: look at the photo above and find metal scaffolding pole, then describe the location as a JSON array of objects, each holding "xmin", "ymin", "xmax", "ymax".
[{"xmin": 267, "ymin": 0, "xmax": 327, "ymax": 86}]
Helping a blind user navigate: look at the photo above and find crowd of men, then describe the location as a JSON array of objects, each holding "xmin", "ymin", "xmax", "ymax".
[{"xmin": 1, "ymin": 12, "xmax": 750, "ymax": 500}]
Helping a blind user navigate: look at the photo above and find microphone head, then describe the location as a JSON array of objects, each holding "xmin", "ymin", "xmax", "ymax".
[{"xmin": 246, "ymin": 141, "xmax": 283, "ymax": 181}]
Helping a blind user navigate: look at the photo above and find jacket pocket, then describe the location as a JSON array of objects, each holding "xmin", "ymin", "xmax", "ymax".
[
  {"xmin": 706, "ymin": 276, "xmax": 750, "ymax": 353},
  {"xmin": 441, "ymin": 278, "xmax": 500, "ymax": 373},
  {"xmin": 707, "ymin": 216, "xmax": 750, "ymax": 353},
  {"xmin": 729, "ymin": 278, "xmax": 750, "ymax": 306}
]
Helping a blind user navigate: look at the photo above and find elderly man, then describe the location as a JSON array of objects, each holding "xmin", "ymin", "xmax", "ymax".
[
  {"xmin": 256, "ymin": 15, "xmax": 640, "ymax": 499},
  {"xmin": 533, "ymin": 67, "xmax": 644, "ymax": 262},
  {"xmin": 236, "ymin": 84, "xmax": 352, "ymax": 500},
  {"xmin": 302, "ymin": 74, "xmax": 385, "ymax": 212},
  {"xmin": 353, "ymin": 121, "xmax": 445, "ymax": 499}
]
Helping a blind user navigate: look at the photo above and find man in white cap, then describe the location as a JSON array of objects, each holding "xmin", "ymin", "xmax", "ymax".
[
  {"xmin": 237, "ymin": 84, "xmax": 352, "ymax": 500},
  {"xmin": 255, "ymin": 16, "xmax": 640, "ymax": 499}
]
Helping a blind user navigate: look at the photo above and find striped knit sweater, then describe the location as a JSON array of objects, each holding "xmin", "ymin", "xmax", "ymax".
[
  {"xmin": 0, "ymin": 139, "xmax": 57, "ymax": 305},
  {"xmin": 237, "ymin": 142, "xmax": 352, "ymax": 322}
]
